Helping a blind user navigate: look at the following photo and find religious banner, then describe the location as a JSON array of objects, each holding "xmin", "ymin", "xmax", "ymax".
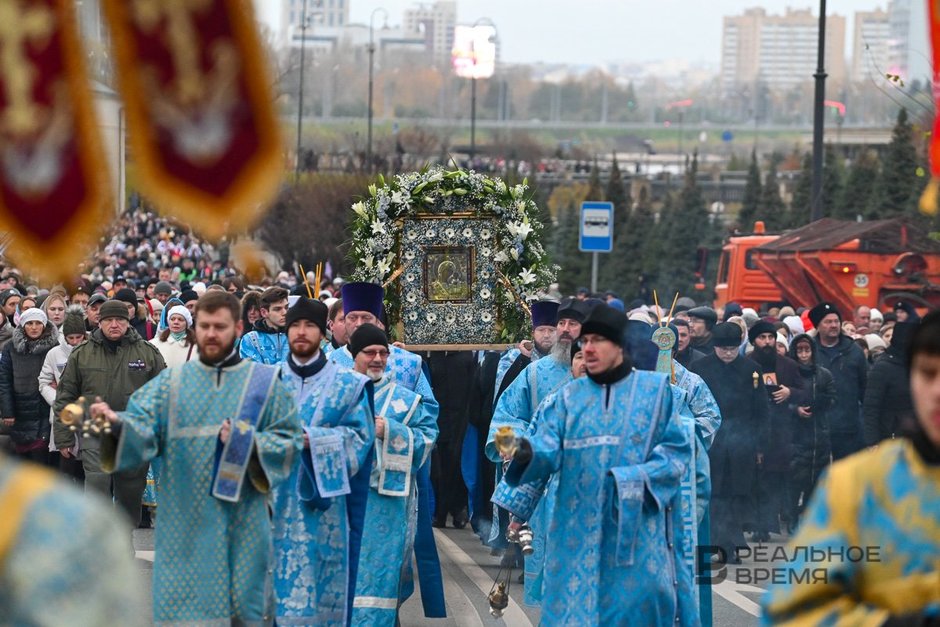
[
  {"xmin": 100, "ymin": 0, "xmax": 282, "ymax": 239},
  {"xmin": 347, "ymin": 167, "xmax": 557, "ymax": 347},
  {"xmin": 0, "ymin": 0, "xmax": 111, "ymax": 283},
  {"xmin": 922, "ymin": 0, "xmax": 940, "ymax": 216}
]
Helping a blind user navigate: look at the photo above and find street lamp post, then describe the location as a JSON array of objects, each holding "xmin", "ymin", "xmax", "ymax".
[
  {"xmin": 295, "ymin": 0, "xmax": 311, "ymax": 179},
  {"xmin": 810, "ymin": 0, "xmax": 827, "ymax": 222},
  {"xmin": 367, "ymin": 8, "xmax": 388, "ymax": 173}
]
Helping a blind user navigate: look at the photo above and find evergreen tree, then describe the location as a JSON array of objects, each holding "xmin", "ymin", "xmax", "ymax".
[
  {"xmin": 738, "ymin": 150, "xmax": 762, "ymax": 229},
  {"xmin": 600, "ymin": 155, "xmax": 630, "ymax": 293},
  {"xmin": 838, "ymin": 149, "xmax": 880, "ymax": 220},
  {"xmin": 822, "ymin": 144, "xmax": 845, "ymax": 219},
  {"xmin": 624, "ymin": 186, "xmax": 657, "ymax": 302},
  {"xmin": 587, "ymin": 158, "xmax": 604, "ymax": 202},
  {"xmin": 653, "ymin": 152, "xmax": 709, "ymax": 296},
  {"xmin": 788, "ymin": 152, "xmax": 813, "ymax": 227},
  {"xmin": 874, "ymin": 108, "xmax": 921, "ymax": 218},
  {"xmin": 552, "ymin": 204, "xmax": 591, "ymax": 294},
  {"xmin": 757, "ymin": 156, "xmax": 787, "ymax": 231}
]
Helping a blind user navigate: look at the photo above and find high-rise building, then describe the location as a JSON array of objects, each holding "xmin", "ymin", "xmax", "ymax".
[
  {"xmin": 284, "ymin": 0, "xmax": 350, "ymax": 31},
  {"xmin": 403, "ymin": 1, "xmax": 456, "ymax": 62},
  {"xmin": 721, "ymin": 8, "xmax": 846, "ymax": 93},
  {"xmin": 887, "ymin": 0, "xmax": 930, "ymax": 83},
  {"xmin": 852, "ymin": 8, "xmax": 890, "ymax": 83}
]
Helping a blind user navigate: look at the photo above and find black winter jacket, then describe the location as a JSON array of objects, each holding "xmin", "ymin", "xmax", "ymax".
[
  {"xmin": 814, "ymin": 334, "xmax": 868, "ymax": 434},
  {"xmin": 0, "ymin": 324, "xmax": 59, "ymax": 444},
  {"xmin": 862, "ymin": 351, "xmax": 913, "ymax": 445}
]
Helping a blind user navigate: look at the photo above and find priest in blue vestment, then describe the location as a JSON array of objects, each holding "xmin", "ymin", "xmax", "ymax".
[
  {"xmin": 347, "ymin": 325, "xmax": 438, "ymax": 625},
  {"xmin": 96, "ymin": 292, "xmax": 304, "ymax": 626},
  {"xmin": 487, "ymin": 298, "xmax": 587, "ymax": 605},
  {"xmin": 270, "ymin": 298, "xmax": 375, "ymax": 625},
  {"xmin": 503, "ymin": 304, "xmax": 697, "ymax": 625},
  {"xmin": 328, "ymin": 282, "xmax": 445, "ymax": 618}
]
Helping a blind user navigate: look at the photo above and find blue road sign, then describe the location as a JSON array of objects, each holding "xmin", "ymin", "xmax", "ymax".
[{"xmin": 580, "ymin": 201, "xmax": 614, "ymax": 253}]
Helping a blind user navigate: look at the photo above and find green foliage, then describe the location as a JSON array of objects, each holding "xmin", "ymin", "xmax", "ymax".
[
  {"xmin": 788, "ymin": 152, "xmax": 813, "ymax": 227},
  {"xmin": 837, "ymin": 149, "xmax": 880, "ymax": 220},
  {"xmin": 648, "ymin": 153, "xmax": 709, "ymax": 296},
  {"xmin": 600, "ymin": 155, "xmax": 635, "ymax": 297},
  {"xmin": 587, "ymin": 159, "xmax": 604, "ymax": 202},
  {"xmin": 822, "ymin": 145, "xmax": 845, "ymax": 219},
  {"xmin": 551, "ymin": 203, "xmax": 592, "ymax": 294},
  {"xmin": 757, "ymin": 156, "xmax": 787, "ymax": 231},
  {"xmin": 738, "ymin": 150, "xmax": 762, "ymax": 229},
  {"xmin": 873, "ymin": 108, "xmax": 923, "ymax": 218}
]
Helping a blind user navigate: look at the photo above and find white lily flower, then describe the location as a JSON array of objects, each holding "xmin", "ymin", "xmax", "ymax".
[
  {"xmin": 494, "ymin": 250, "xmax": 509, "ymax": 264},
  {"xmin": 352, "ymin": 201, "xmax": 368, "ymax": 218},
  {"xmin": 519, "ymin": 268, "xmax": 537, "ymax": 285},
  {"xmin": 363, "ymin": 255, "xmax": 374, "ymax": 269},
  {"xmin": 510, "ymin": 248, "xmax": 520, "ymax": 261},
  {"xmin": 377, "ymin": 259, "xmax": 392, "ymax": 276},
  {"xmin": 391, "ymin": 191, "xmax": 405, "ymax": 205},
  {"xmin": 371, "ymin": 221, "xmax": 385, "ymax": 235}
]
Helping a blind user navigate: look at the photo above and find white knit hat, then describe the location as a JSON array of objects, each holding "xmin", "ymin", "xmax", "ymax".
[
  {"xmin": 18, "ymin": 308, "xmax": 48, "ymax": 327},
  {"xmin": 166, "ymin": 305, "xmax": 193, "ymax": 328}
]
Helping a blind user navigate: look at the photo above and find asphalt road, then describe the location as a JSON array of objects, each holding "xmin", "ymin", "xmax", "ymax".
[{"xmin": 132, "ymin": 525, "xmax": 775, "ymax": 626}]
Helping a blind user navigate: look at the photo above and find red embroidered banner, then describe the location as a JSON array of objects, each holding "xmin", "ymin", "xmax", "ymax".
[
  {"xmin": 922, "ymin": 0, "xmax": 940, "ymax": 215},
  {"xmin": 0, "ymin": 0, "xmax": 111, "ymax": 282},
  {"xmin": 101, "ymin": 0, "xmax": 283, "ymax": 238}
]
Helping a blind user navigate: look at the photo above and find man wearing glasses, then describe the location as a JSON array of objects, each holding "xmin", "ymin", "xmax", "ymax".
[
  {"xmin": 690, "ymin": 321, "xmax": 770, "ymax": 564},
  {"xmin": 349, "ymin": 324, "xmax": 438, "ymax": 625}
]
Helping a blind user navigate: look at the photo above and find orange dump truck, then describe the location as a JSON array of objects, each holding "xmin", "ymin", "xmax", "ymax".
[{"xmin": 714, "ymin": 218, "xmax": 940, "ymax": 313}]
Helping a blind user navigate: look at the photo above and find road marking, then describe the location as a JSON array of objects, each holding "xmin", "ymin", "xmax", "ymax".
[
  {"xmin": 135, "ymin": 550, "xmax": 155, "ymax": 563},
  {"xmin": 714, "ymin": 580, "xmax": 764, "ymax": 616},
  {"xmin": 439, "ymin": 567, "xmax": 485, "ymax": 627},
  {"xmin": 433, "ymin": 530, "xmax": 533, "ymax": 627}
]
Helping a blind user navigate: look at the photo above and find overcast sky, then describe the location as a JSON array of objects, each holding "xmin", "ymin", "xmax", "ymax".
[{"xmin": 257, "ymin": 1, "xmax": 889, "ymax": 66}]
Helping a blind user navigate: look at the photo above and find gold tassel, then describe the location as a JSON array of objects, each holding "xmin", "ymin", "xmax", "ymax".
[{"xmin": 920, "ymin": 177, "xmax": 939, "ymax": 216}]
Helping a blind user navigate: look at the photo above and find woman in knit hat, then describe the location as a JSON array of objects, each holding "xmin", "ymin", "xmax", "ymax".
[
  {"xmin": 150, "ymin": 305, "xmax": 198, "ymax": 368},
  {"xmin": 38, "ymin": 307, "xmax": 87, "ymax": 479},
  {"xmin": 0, "ymin": 308, "xmax": 60, "ymax": 466}
]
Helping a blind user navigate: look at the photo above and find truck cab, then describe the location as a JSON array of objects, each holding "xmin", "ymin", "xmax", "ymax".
[{"xmin": 714, "ymin": 222, "xmax": 783, "ymax": 310}]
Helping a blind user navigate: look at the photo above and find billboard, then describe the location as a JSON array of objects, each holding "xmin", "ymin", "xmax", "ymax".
[{"xmin": 451, "ymin": 24, "xmax": 496, "ymax": 79}]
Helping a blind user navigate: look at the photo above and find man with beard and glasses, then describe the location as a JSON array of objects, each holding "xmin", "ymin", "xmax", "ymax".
[
  {"xmin": 501, "ymin": 304, "xmax": 695, "ymax": 624},
  {"xmin": 91, "ymin": 291, "xmax": 303, "ymax": 625},
  {"xmin": 747, "ymin": 320, "xmax": 807, "ymax": 541},
  {"xmin": 270, "ymin": 298, "xmax": 374, "ymax": 625},
  {"xmin": 487, "ymin": 299, "xmax": 587, "ymax": 606},
  {"xmin": 350, "ymin": 324, "xmax": 438, "ymax": 626},
  {"xmin": 690, "ymin": 322, "xmax": 770, "ymax": 564}
]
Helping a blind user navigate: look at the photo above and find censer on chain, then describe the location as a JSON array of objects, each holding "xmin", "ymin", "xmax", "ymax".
[
  {"xmin": 59, "ymin": 396, "xmax": 112, "ymax": 438},
  {"xmin": 487, "ymin": 425, "xmax": 526, "ymax": 617}
]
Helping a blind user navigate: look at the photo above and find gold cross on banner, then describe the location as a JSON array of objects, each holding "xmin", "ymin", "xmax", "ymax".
[{"xmin": 0, "ymin": 0, "xmax": 54, "ymax": 135}]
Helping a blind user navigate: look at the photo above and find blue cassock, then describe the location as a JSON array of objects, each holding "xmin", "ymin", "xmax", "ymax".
[
  {"xmin": 352, "ymin": 378, "xmax": 438, "ymax": 625},
  {"xmin": 504, "ymin": 370, "xmax": 697, "ymax": 626},
  {"xmin": 487, "ymin": 356, "xmax": 571, "ymax": 606},
  {"xmin": 271, "ymin": 359, "xmax": 375, "ymax": 625},
  {"xmin": 329, "ymin": 345, "xmax": 445, "ymax": 618},
  {"xmin": 100, "ymin": 361, "xmax": 303, "ymax": 626},
  {"xmin": 239, "ymin": 329, "xmax": 290, "ymax": 365},
  {"xmin": 673, "ymin": 360, "xmax": 721, "ymax": 627}
]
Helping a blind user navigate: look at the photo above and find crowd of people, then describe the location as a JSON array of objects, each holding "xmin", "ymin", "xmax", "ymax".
[{"xmin": 0, "ymin": 233, "xmax": 938, "ymax": 625}]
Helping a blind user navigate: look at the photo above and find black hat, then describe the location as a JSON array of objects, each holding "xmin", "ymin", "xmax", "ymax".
[
  {"xmin": 712, "ymin": 322, "xmax": 743, "ymax": 347},
  {"xmin": 0, "ymin": 288, "xmax": 20, "ymax": 306},
  {"xmin": 348, "ymin": 323, "xmax": 388, "ymax": 357},
  {"xmin": 687, "ymin": 306, "xmax": 718, "ymax": 329},
  {"xmin": 285, "ymin": 297, "xmax": 327, "ymax": 335},
  {"xmin": 748, "ymin": 319, "xmax": 778, "ymax": 345},
  {"xmin": 808, "ymin": 302, "xmax": 841, "ymax": 328},
  {"xmin": 557, "ymin": 298, "xmax": 591, "ymax": 324},
  {"xmin": 580, "ymin": 303, "xmax": 628, "ymax": 348},
  {"xmin": 62, "ymin": 311, "xmax": 87, "ymax": 336},
  {"xmin": 113, "ymin": 288, "xmax": 137, "ymax": 307},
  {"xmin": 179, "ymin": 290, "xmax": 198, "ymax": 304},
  {"xmin": 87, "ymin": 293, "xmax": 108, "ymax": 307},
  {"xmin": 114, "ymin": 275, "xmax": 126, "ymax": 284},
  {"xmin": 99, "ymin": 299, "xmax": 130, "ymax": 321},
  {"xmin": 723, "ymin": 302, "xmax": 743, "ymax": 321},
  {"xmin": 153, "ymin": 281, "xmax": 174, "ymax": 296}
]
